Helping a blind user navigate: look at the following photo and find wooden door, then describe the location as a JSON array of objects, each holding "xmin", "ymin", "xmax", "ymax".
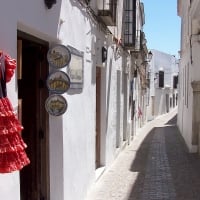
[{"xmin": 17, "ymin": 34, "xmax": 49, "ymax": 200}]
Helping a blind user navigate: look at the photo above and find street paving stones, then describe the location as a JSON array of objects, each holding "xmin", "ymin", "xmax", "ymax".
[{"xmin": 86, "ymin": 109, "xmax": 200, "ymax": 200}]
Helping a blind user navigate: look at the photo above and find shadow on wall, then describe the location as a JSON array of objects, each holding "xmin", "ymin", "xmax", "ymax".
[
  {"xmin": 128, "ymin": 115, "xmax": 200, "ymax": 200},
  {"xmin": 70, "ymin": 0, "xmax": 101, "ymax": 85}
]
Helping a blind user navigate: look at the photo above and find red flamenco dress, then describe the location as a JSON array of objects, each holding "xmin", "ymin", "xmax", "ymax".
[{"xmin": 0, "ymin": 52, "xmax": 30, "ymax": 173}]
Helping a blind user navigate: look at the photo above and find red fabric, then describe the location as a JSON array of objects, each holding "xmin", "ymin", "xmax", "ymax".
[
  {"xmin": 0, "ymin": 150, "xmax": 30, "ymax": 173},
  {"xmin": 0, "ymin": 53, "xmax": 30, "ymax": 173},
  {"xmin": 0, "ymin": 97, "xmax": 30, "ymax": 173},
  {"xmin": 4, "ymin": 54, "xmax": 16, "ymax": 82}
]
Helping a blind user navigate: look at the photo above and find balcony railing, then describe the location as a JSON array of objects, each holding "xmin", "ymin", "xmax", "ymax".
[
  {"xmin": 123, "ymin": 0, "xmax": 136, "ymax": 50},
  {"xmin": 97, "ymin": 0, "xmax": 117, "ymax": 26},
  {"xmin": 124, "ymin": 29, "xmax": 147, "ymax": 52}
]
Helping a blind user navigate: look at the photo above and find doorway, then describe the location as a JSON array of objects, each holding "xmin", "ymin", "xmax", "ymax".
[
  {"xmin": 17, "ymin": 31, "xmax": 49, "ymax": 200},
  {"xmin": 96, "ymin": 67, "xmax": 101, "ymax": 168},
  {"xmin": 166, "ymin": 94, "xmax": 169, "ymax": 113},
  {"xmin": 116, "ymin": 70, "xmax": 121, "ymax": 148}
]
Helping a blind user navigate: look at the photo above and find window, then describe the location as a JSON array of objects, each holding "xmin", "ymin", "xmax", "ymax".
[
  {"xmin": 123, "ymin": 0, "xmax": 136, "ymax": 47},
  {"xmin": 158, "ymin": 71, "xmax": 164, "ymax": 88},
  {"xmin": 173, "ymin": 75, "xmax": 178, "ymax": 89}
]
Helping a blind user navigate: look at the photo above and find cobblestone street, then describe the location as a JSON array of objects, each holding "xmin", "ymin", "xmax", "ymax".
[{"xmin": 86, "ymin": 109, "xmax": 200, "ymax": 200}]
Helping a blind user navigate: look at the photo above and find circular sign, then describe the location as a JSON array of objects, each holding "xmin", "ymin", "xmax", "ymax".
[
  {"xmin": 46, "ymin": 71, "xmax": 70, "ymax": 94},
  {"xmin": 45, "ymin": 95, "xmax": 68, "ymax": 116},
  {"xmin": 47, "ymin": 44, "xmax": 71, "ymax": 69}
]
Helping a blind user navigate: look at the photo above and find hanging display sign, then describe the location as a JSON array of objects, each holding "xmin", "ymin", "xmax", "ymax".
[
  {"xmin": 46, "ymin": 71, "xmax": 70, "ymax": 94},
  {"xmin": 45, "ymin": 94, "xmax": 68, "ymax": 116},
  {"xmin": 47, "ymin": 44, "xmax": 71, "ymax": 69}
]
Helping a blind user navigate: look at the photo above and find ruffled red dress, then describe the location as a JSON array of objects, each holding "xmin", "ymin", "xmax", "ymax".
[{"xmin": 0, "ymin": 52, "xmax": 30, "ymax": 173}]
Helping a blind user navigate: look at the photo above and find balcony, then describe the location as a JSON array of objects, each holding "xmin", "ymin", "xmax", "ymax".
[
  {"xmin": 123, "ymin": 0, "xmax": 136, "ymax": 50},
  {"xmin": 124, "ymin": 29, "xmax": 147, "ymax": 52},
  {"xmin": 97, "ymin": 0, "xmax": 117, "ymax": 26},
  {"xmin": 123, "ymin": 1, "xmax": 147, "ymax": 53}
]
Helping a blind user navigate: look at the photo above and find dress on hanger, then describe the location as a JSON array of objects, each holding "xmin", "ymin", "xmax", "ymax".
[{"xmin": 0, "ymin": 52, "xmax": 30, "ymax": 173}]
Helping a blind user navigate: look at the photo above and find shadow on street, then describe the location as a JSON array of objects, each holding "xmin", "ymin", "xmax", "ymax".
[{"xmin": 129, "ymin": 115, "xmax": 200, "ymax": 200}]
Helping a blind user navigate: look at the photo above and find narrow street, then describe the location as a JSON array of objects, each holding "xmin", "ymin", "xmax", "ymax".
[{"xmin": 86, "ymin": 109, "xmax": 200, "ymax": 200}]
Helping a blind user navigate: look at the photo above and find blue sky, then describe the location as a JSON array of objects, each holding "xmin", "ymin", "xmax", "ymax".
[{"xmin": 142, "ymin": 0, "xmax": 181, "ymax": 57}]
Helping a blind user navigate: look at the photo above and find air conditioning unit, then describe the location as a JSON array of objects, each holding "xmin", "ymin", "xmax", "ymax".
[
  {"xmin": 85, "ymin": 0, "xmax": 90, "ymax": 4},
  {"xmin": 97, "ymin": 0, "xmax": 110, "ymax": 10},
  {"xmin": 97, "ymin": 0, "xmax": 117, "ymax": 26}
]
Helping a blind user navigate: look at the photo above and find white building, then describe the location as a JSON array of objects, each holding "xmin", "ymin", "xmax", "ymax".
[
  {"xmin": 177, "ymin": 0, "xmax": 200, "ymax": 153},
  {"xmin": 147, "ymin": 50, "xmax": 179, "ymax": 121},
  {"xmin": 0, "ymin": 0, "xmax": 151, "ymax": 200},
  {"xmin": 124, "ymin": 1, "xmax": 150, "ymax": 137}
]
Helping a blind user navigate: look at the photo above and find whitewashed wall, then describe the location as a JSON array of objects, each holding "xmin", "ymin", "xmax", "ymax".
[
  {"xmin": 0, "ymin": 1, "xmax": 62, "ymax": 200},
  {"xmin": 147, "ymin": 50, "xmax": 178, "ymax": 120},
  {"xmin": 0, "ymin": 0, "xmax": 96, "ymax": 199},
  {"xmin": 0, "ymin": 0, "xmax": 130, "ymax": 200},
  {"xmin": 177, "ymin": 0, "xmax": 200, "ymax": 152},
  {"xmin": 58, "ymin": 2, "xmax": 95, "ymax": 200}
]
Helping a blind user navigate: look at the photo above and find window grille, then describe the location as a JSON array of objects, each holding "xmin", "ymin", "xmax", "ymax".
[{"xmin": 124, "ymin": 0, "xmax": 136, "ymax": 47}]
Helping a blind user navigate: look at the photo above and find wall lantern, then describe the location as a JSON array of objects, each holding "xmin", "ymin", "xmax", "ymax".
[
  {"xmin": 154, "ymin": 72, "xmax": 159, "ymax": 80},
  {"xmin": 44, "ymin": 0, "xmax": 56, "ymax": 9},
  {"xmin": 147, "ymin": 51, "xmax": 153, "ymax": 61},
  {"xmin": 143, "ymin": 50, "xmax": 153, "ymax": 66},
  {"xmin": 145, "ymin": 51, "xmax": 153, "ymax": 63},
  {"xmin": 102, "ymin": 47, "xmax": 107, "ymax": 63}
]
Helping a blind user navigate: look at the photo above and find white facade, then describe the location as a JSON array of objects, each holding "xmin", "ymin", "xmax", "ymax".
[
  {"xmin": 0, "ymin": 0, "xmax": 152, "ymax": 199},
  {"xmin": 126, "ymin": 1, "xmax": 149, "ymax": 137},
  {"xmin": 147, "ymin": 50, "xmax": 179, "ymax": 121},
  {"xmin": 0, "ymin": 1, "xmax": 138, "ymax": 200},
  {"xmin": 177, "ymin": 0, "xmax": 200, "ymax": 153}
]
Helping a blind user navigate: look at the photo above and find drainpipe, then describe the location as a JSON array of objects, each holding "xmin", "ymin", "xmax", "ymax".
[{"xmin": 190, "ymin": 35, "xmax": 193, "ymax": 65}]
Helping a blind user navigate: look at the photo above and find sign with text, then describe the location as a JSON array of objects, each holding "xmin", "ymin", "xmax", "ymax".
[
  {"xmin": 46, "ymin": 71, "xmax": 70, "ymax": 94},
  {"xmin": 47, "ymin": 44, "xmax": 71, "ymax": 69}
]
